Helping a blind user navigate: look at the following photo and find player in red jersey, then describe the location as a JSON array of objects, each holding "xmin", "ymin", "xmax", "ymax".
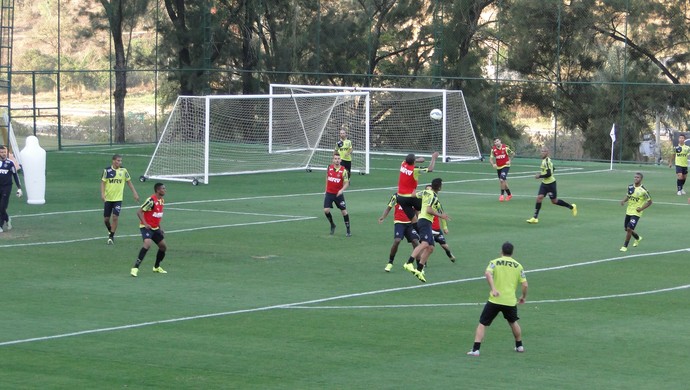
[
  {"xmin": 489, "ymin": 138, "xmax": 515, "ymax": 202},
  {"xmin": 324, "ymin": 154, "xmax": 351, "ymax": 236},
  {"xmin": 131, "ymin": 183, "xmax": 168, "ymax": 277},
  {"xmin": 396, "ymin": 151, "xmax": 439, "ymax": 222},
  {"xmin": 378, "ymin": 194, "xmax": 420, "ymax": 272}
]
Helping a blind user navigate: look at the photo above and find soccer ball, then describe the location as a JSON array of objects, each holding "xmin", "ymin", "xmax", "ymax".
[{"xmin": 430, "ymin": 109, "xmax": 443, "ymax": 121}]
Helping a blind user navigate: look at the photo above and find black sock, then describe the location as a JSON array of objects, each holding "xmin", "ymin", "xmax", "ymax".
[
  {"xmin": 556, "ymin": 199, "xmax": 572, "ymax": 209},
  {"xmin": 407, "ymin": 256, "xmax": 415, "ymax": 264},
  {"xmin": 105, "ymin": 221, "xmax": 112, "ymax": 233},
  {"xmin": 631, "ymin": 232, "xmax": 640, "ymax": 240},
  {"xmin": 473, "ymin": 342, "xmax": 481, "ymax": 351},
  {"xmin": 325, "ymin": 212, "xmax": 335, "ymax": 226},
  {"xmin": 154, "ymin": 250, "xmax": 166, "ymax": 268},
  {"xmin": 134, "ymin": 248, "xmax": 148, "ymax": 267},
  {"xmin": 501, "ymin": 189, "xmax": 505, "ymax": 195},
  {"xmin": 109, "ymin": 232, "xmax": 115, "ymax": 239},
  {"xmin": 624, "ymin": 240, "xmax": 630, "ymax": 247},
  {"xmin": 682, "ymin": 178, "xmax": 687, "ymax": 189},
  {"xmin": 344, "ymin": 214, "xmax": 350, "ymax": 229},
  {"xmin": 678, "ymin": 180, "xmax": 683, "ymax": 191},
  {"xmin": 516, "ymin": 340, "xmax": 523, "ymax": 348},
  {"xmin": 445, "ymin": 248, "xmax": 452, "ymax": 257},
  {"xmin": 534, "ymin": 203, "xmax": 542, "ymax": 218},
  {"xmin": 506, "ymin": 188, "xmax": 511, "ymax": 196}
]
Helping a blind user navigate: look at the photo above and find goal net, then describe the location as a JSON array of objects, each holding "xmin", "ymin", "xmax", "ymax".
[
  {"xmin": 270, "ymin": 84, "xmax": 481, "ymax": 162},
  {"xmin": 142, "ymin": 92, "xmax": 369, "ymax": 184}
]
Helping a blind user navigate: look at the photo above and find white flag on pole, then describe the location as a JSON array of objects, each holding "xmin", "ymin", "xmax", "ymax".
[{"xmin": 609, "ymin": 124, "xmax": 616, "ymax": 143}]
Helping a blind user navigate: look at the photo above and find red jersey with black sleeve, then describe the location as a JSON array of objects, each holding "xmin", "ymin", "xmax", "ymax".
[
  {"xmin": 139, "ymin": 194, "xmax": 164, "ymax": 229},
  {"xmin": 326, "ymin": 164, "xmax": 348, "ymax": 194},
  {"xmin": 491, "ymin": 144, "xmax": 512, "ymax": 168}
]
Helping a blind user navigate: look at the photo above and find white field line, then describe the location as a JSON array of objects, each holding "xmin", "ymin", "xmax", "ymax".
[{"xmin": 1, "ymin": 247, "xmax": 688, "ymax": 347}]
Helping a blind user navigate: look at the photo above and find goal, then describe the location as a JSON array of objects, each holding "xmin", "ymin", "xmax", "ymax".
[
  {"xmin": 270, "ymin": 84, "xmax": 481, "ymax": 162},
  {"xmin": 142, "ymin": 92, "xmax": 370, "ymax": 184}
]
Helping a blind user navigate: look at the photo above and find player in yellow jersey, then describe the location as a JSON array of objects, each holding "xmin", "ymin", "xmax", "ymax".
[
  {"xmin": 619, "ymin": 172, "xmax": 652, "ymax": 252},
  {"xmin": 526, "ymin": 147, "xmax": 577, "ymax": 224},
  {"xmin": 335, "ymin": 129, "xmax": 353, "ymax": 177},
  {"xmin": 467, "ymin": 242, "xmax": 528, "ymax": 356},
  {"xmin": 668, "ymin": 133, "xmax": 689, "ymax": 195},
  {"xmin": 101, "ymin": 154, "xmax": 140, "ymax": 244}
]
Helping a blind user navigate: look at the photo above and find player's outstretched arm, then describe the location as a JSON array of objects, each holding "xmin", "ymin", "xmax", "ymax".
[{"xmin": 427, "ymin": 152, "xmax": 439, "ymax": 172}]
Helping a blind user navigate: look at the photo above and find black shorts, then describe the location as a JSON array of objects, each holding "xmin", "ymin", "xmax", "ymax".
[
  {"xmin": 624, "ymin": 215, "xmax": 640, "ymax": 230},
  {"xmin": 341, "ymin": 160, "xmax": 352, "ymax": 175},
  {"xmin": 676, "ymin": 166, "xmax": 688, "ymax": 175},
  {"xmin": 140, "ymin": 227, "xmax": 164, "ymax": 244},
  {"xmin": 496, "ymin": 166, "xmax": 510, "ymax": 181},
  {"xmin": 416, "ymin": 218, "xmax": 435, "ymax": 246},
  {"xmin": 324, "ymin": 192, "xmax": 347, "ymax": 210},
  {"xmin": 104, "ymin": 201, "xmax": 123, "ymax": 217},
  {"xmin": 396, "ymin": 195, "xmax": 422, "ymax": 221},
  {"xmin": 432, "ymin": 231, "xmax": 446, "ymax": 245},
  {"xmin": 479, "ymin": 301, "xmax": 519, "ymax": 326},
  {"xmin": 537, "ymin": 182, "xmax": 558, "ymax": 199},
  {"xmin": 394, "ymin": 223, "xmax": 419, "ymax": 243}
]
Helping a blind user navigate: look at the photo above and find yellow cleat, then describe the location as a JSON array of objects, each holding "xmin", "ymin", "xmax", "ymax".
[
  {"xmin": 414, "ymin": 270, "xmax": 427, "ymax": 283},
  {"xmin": 403, "ymin": 262, "xmax": 415, "ymax": 273},
  {"xmin": 633, "ymin": 236, "xmax": 642, "ymax": 247},
  {"xmin": 619, "ymin": 246, "xmax": 627, "ymax": 252},
  {"xmin": 526, "ymin": 217, "xmax": 539, "ymax": 224},
  {"xmin": 130, "ymin": 267, "xmax": 139, "ymax": 277},
  {"xmin": 572, "ymin": 204, "xmax": 578, "ymax": 217},
  {"xmin": 153, "ymin": 267, "xmax": 167, "ymax": 274},
  {"xmin": 384, "ymin": 263, "xmax": 393, "ymax": 272}
]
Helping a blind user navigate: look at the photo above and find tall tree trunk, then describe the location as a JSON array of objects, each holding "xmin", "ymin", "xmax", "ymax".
[{"xmin": 101, "ymin": 0, "xmax": 128, "ymax": 143}]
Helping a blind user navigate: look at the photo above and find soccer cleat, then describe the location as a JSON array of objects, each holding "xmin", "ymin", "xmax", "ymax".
[
  {"xmin": 0, "ymin": 226, "xmax": 4, "ymax": 233},
  {"xmin": 153, "ymin": 266, "xmax": 167, "ymax": 274},
  {"xmin": 130, "ymin": 268, "xmax": 139, "ymax": 277},
  {"xmin": 330, "ymin": 225, "xmax": 336, "ymax": 235},
  {"xmin": 499, "ymin": 195, "xmax": 505, "ymax": 202},
  {"xmin": 571, "ymin": 204, "xmax": 578, "ymax": 217},
  {"xmin": 515, "ymin": 346, "xmax": 525, "ymax": 353},
  {"xmin": 683, "ymin": 190, "xmax": 687, "ymax": 195},
  {"xmin": 449, "ymin": 254, "xmax": 456, "ymax": 263},
  {"xmin": 403, "ymin": 262, "xmax": 416, "ymax": 273},
  {"xmin": 346, "ymin": 229, "xmax": 351, "ymax": 237},
  {"xmin": 619, "ymin": 246, "xmax": 628, "ymax": 252},
  {"xmin": 6, "ymin": 217, "xmax": 11, "ymax": 231},
  {"xmin": 384, "ymin": 263, "xmax": 393, "ymax": 272},
  {"xmin": 107, "ymin": 238, "xmax": 114, "ymax": 245},
  {"xmin": 633, "ymin": 236, "xmax": 643, "ymax": 247},
  {"xmin": 467, "ymin": 350, "xmax": 480, "ymax": 357},
  {"xmin": 414, "ymin": 270, "xmax": 426, "ymax": 283},
  {"xmin": 526, "ymin": 217, "xmax": 539, "ymax": 224},
  {"xmin": 506, "ymin": 195, "xmax": 513, "ymax": 201},
  {"xmin": 678, "ymin": 190, "xmax": 683, "ymax": 196}
]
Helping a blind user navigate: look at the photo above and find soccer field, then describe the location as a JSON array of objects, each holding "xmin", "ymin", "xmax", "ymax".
[{"xmin": 0, "ymin": 146, "xmax": 688, "ymax": 388}]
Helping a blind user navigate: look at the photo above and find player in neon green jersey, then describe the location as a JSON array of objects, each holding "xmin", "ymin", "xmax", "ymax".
[
  {"xmin": 668, "ymin": 133, "xmax": 689, "ymax": 195},
  {"xmin": 619, "ymin": 172, "xmax": 652, "ymax": 252},
  {"xmin": 335, "ymin": 129, "xmax": 353, "ymax": 177},
  {"xmin": 467, "ymin": 242, "xmax": 528, "ymax": 356},
  {"xmin": 101, "ymin": 154, "xmax": 140, "ymax": 244},
  {"xmin": 526, "ymin": 147, "xmax": 577, "ymax": 224}
]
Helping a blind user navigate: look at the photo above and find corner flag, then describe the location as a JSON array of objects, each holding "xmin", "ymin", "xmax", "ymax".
[{"xmin": 609, "ymin": 124, "xmax": 616, "ymax": 143}]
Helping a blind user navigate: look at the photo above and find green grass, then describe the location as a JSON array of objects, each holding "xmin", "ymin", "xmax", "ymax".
[{"xmin": 0, "ymin": 148, "xmax": 688, "ymax": 389}]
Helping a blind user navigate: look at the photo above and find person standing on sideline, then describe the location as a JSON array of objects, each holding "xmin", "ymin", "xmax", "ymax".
[
  {"xmin": 404, "ymin": 178, "xmax": 449, "ymax": 283},
  {"xmin": 378, "ymin": 193, "xmax": 420, "ymax": 272},
  {"xmin": 489, "ymin": 138, "xmax": 515, "ymax": 202},
  {"xmin": 619, "ymin": 172, "xmax": 652, "ymax": 252},
  {"xmin": 324, "ymin": 153, "xmax": 351, "ymax": 237},
  {"xmin": 397, "ymin": 151, "xmax": 438, "ymax": 223},
  {"xmin": 131, "ymin": 183, "xmax": 167, "ymax": 277},
  {"xmin": 101, "ymin": 154, "xmax": 139, "ymax": 244},
  {"xmin": 669, "ymin": 133, "xmax": 689, "ymax": 195},
  {"xmin": 335, "ymin": 129, "xmax": 353, "ymax": 177},
  {"xmin": 526, "ymin": 147, "xmax": 577, "ymax": 224},
  {"xmin": 0, "ymin": 145, "xmax": 22, "ymax": 232},
  {"xmin": 467, "ymin": 241, "xmax": 528, "ymax": 357}
]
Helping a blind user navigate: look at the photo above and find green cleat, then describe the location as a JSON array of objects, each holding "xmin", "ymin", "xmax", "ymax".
[
  {"xmin": 526, "ymin": 217, "xmax": 539, "ymax": 224},
  {"xmin": 403, "ymin": 262, "xmax": 415, "ymax": 273},
  {"xmin": 619, "ymin": 246, "xmax": 627, "ymax": 252},
  {"xmin": 384, "ymin": 263, "xmax": 393, "ymax": 272},
  {"xmin": 449, "ymin": 254, "xmax": 456, "ymax": 263},
  {"xmin": 153, "ymin": 267, "xmax": 167, "ymax": 274},
  {"xmin": 130, "ymin": 267, "xmax": 139, "ymax": 277},
  {"xmin": 414, "ymin": 270, "xmax": 427, "ymax": 283},
  {"xmin": 572, "ymin": 204, "xmax": 578, "ymax": 217},
  {"xmin": 633, "ymin": 236, "xmax": 642, "ymax": 247}
]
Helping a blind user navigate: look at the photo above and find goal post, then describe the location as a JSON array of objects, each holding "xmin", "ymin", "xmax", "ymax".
[
  {"xmin": 142, "ymin": 92, "xmax": 370, "ymax": 184},
  {"xmin": 270, "ymin": 84, "xmax": 481, "ymax": 163}
]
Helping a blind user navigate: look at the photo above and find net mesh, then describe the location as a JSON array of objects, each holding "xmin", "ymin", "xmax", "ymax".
[
  {"xmin": 144, "ymin": 93, "xmax": 368, "ymax": 183},
  {"xmin": 271, "ymin": 85, "xmax": 480, "ymax": 162}
]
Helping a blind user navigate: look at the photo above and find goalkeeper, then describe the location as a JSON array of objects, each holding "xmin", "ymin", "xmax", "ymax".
[
  {"xmin": 0, "ymin": 145, "xmax": 22, "ymax": 232},
  {"xmin": 335, "ymin": 129, "xmax": 353, "ymax": 177}
]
